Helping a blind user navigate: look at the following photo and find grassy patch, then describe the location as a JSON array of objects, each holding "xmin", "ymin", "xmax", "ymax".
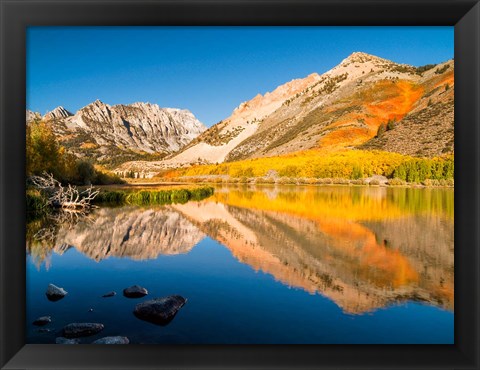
[
  {"xmin": 93, "ymin": 186, "xmax": 215, "ymax": 205},
  {"xmin": 26, "ymin": 189, "xmax": 49, "ymax": 220}
]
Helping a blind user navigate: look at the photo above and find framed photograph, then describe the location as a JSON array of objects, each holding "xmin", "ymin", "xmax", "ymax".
[{"xmin": 1, "ymin": 0, "xmax": 479, "ymax": 369}]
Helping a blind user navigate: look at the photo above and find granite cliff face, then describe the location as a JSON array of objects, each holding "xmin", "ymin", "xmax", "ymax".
[
  {"xmin": 27, "ymin": 100, "xmax": 206, "ymax": 167},
  {"xmin": 67, "ymin": 100, "xmax": 205, "ymax": 153},
  {"xmin": 26, "ymin": 110, "xmax": 41, "ymax": 123},
  {"xmin": 44, "ymin": 106, "xmax": 73, "ymax": 121}
]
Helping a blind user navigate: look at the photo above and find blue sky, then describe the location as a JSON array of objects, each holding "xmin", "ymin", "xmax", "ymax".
[{"xmin": 27, "ymin": 26, "xmax": 453, "ymax": 127}]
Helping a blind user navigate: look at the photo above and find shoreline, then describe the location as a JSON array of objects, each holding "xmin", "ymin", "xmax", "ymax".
[{"xmin": 121, "ymin": 178, "xmax": 454, "ymax": 189}]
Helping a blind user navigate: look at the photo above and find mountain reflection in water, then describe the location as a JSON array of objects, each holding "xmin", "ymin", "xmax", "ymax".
[{"xmin": 27, "ymin": 185, "xmax": 453, "ymax": 315}]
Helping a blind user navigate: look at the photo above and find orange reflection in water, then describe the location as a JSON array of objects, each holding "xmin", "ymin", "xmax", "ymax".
[{"xmin": 179, "ymin": 186, "xmax": 454, "ymax": 313}]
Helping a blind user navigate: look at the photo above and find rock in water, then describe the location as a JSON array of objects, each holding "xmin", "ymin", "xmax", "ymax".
[
  {"xmin": 102, "ymin": 291, "xmax": 116, "ymax": 298},
  {"xmin": 45, "ymin": 284, "xmax": 68, "ymax": 301},
  {"xmin": 33, "ymin": 316, "xmax": 51, "ymax": 326},
  {"xmin": 123, "ymin": 285, "xmax": 148, "ymax": 298},
  {"xmin": 133, "ymin": 295, "xmax": 186, "ymax": 325},
  {"xmin": 62, "ymin": 323, "xmax": 104, "ymax": 338},
  {"xmin": 56, "ymin": 337, "xmax": 80, "ymax": 344},
  {"xmin": 92, "ymin": 336, "xmax": 129, "ymax": 344},
  {"xmin": 38, "ymin": 328, "xmax": 53, "ymax": 333}
]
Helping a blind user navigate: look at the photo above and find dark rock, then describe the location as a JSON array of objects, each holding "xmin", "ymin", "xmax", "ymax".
[
  {"xmin": 92, "ymin": 336, "xmax": 130, "ymax": 344},
  {"xmin": 133, "ymin": 295, "xmax": 186, "ymax": 325},
  {"xmin": 56, "ymin": 337, "xmax": 80, "ymax": 344},
  {"xmin": 38, "ymin": 328, "xmax": 54, "ymax": 333},
  {"xmin": 46, "ymin": 284, "xmax": 68, "ymax": 301},
  {"xmin": 123, "ymin": 285, "xmax": 148, "ymax": 298},
  {"xmin": 62, "ymin": 323, "xmax": 104, "ymax": 338},
  {"xmin": 33, "ymin": 316, "xmax": 51, "ymax": 326},
  {"xmin": 102, "ymin": 291, "xmax": 116, "ymax": 298}
]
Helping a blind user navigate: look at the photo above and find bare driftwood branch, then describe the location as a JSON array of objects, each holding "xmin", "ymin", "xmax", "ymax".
[{"xmin": 29, "ymin": 172, "xmax": 99, "ymax": 211}]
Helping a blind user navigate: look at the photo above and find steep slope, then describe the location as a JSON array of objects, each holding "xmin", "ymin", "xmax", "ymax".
[
  {"xmin": 169, "ymin": 72, "xmax": 322, "ymax": 164},
  {"xmin": 359, "ymin": 63, "xmax": 454, "ymax": 156},
  {"xmin": 228, "ymin": 55, "xmax": 453, "ymax": 160},
  {"xmin": 27, "ymin": 101, "xmax": 206, "ymax": 168}
]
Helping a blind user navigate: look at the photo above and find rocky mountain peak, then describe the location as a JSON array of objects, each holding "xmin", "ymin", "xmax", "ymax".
[
  {"xmin": 79, "ymin": 99, "xmax": 110, "ymax": 114},
  {"xmin": 26, "ymin": 110, "xmax": 41, "ymax": 123},
  {"xmin": 34, "ymin": 99, "xmax": 207, "ymax": 162},
  {"xmin": 92, "ymin": 99, "xmax": 107, "ymax": 106},
  {"xmin": 77, "ymin": 100, "xmax": 115, "ymax": 124},
  {"xmin": 44, "ymin": 106, "xmax": 73, "ymax": 121},
  {"xmin": 342, "ymin": 51, "xmax": 390, "ymax": 65}
]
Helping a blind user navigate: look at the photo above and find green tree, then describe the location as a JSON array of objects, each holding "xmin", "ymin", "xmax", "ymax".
[
  {"xmin": 406, "ymin": 161, "xmax": 420, "ymax": 183},
  {"xmin": 75, "ymin": 160, "xmax": 96, "ymax": 185},
  {"xmin": 393, "ymin": 164, "xmax": 407, "ymax": 181},
  {"xmin": 386, "ymin": 119, "xmax": 396, "ymax": 131},
  {"xmin": 351, "ymin": 165, "xmax": 364, "ymax": 180},
  {"xmin": 376, "ymin": 123, "xmax": 387, "ymax": 138},
  {"xmin": 432, "ymin": 161, "xmax": 444, "ymax": 180},
  {"xmin": 26, "ymin": 121, "xmax": 66, "ymax": 179},
  {"xmin": 243, "ymin": 167, "xmax": 255, "ymax": 177},
  {"xmin": 280, "ymin": 165, "xmax": 299, "ymax": 177},
  {"xmin": 417, "ymin": 160, "xmax": 431, "ymax": 181},
  {"xmin": 443, "ymin": 158, "xmax": 454, "ymax": 179}
]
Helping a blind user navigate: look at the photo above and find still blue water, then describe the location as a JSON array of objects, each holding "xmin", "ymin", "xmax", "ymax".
[{"xmin": 26, "ymin": 186, "xmax": 454, "ymax": 344}]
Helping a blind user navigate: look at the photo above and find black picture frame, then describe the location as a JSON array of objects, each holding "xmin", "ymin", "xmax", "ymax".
[{"xmin": 1, "ymin": 0, "xmax": 479, "ymax": 369}]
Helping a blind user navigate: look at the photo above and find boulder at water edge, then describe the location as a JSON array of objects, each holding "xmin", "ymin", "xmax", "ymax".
[
  {"xmin": 55, "ymin": 337, "xmax": 80, "ymax": 344},
  {"xmin": 92, "ymin": 336, "xmax": 130, "ymax": 344},
  {"xmin": 45, "ymin": 284, "xmax": 68, "ymax": 301},
  {"xmin": 62, "ymin": 323, "xmax": 104, "ymax": 338},
  {"xmin": 133, "ymin": 295, "xmax": 186, "ymax": 325},
  {"xmin": 102, "ymin": 291, "xmax": 116, "ymax": 298},
  {"xmin": 33, "ymin": 316, "xmax": 51, "ymax": 326},
  {"xmin": 123, "ymin": 285, "xmax": 148, "ymax": 298}
]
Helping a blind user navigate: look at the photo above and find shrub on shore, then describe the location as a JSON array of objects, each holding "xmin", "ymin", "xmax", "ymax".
[
  {"xmin": 255, "ymin": 177, "xmax": 276, "ymax": 184},
  {"xmin": 332, "ymin": 178, "xmax": 350, "ymax": 185},
  {"xmin": 422, "ymin": 178, "xmax": 454, "ymax": 187},
  {"xmin": 277, "ymin": 177, "xmax": 297, "ymax": 185},
  {"xmin": 388, "ymin": 178, "xmax": 407, "ymax": 186},
  {"xmin": 350, "ymin": 179, "xmax": 367, "ymax": 185}
]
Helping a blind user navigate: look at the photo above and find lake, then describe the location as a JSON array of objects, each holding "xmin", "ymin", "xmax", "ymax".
[{"xmin": 26, "ymin": 185, "xmax": 454, "ymax": 344}]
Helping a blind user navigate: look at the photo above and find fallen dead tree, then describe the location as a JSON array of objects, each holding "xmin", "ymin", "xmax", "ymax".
[{"xmin": 29, "ymin": 172, "xmax": 99, "ymax": 211}]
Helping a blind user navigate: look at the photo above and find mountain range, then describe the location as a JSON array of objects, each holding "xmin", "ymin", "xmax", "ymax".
[
  {"xmin": 27, "ymin": 101, "xmax": 206, "ymax": 167},
  {"xmin": 28, "ymin": 52, "xmax": 454, "ymax": 174},
  {"xmin": 116, "ymin": 52, "xmax": 454, "ymax": 174}
]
